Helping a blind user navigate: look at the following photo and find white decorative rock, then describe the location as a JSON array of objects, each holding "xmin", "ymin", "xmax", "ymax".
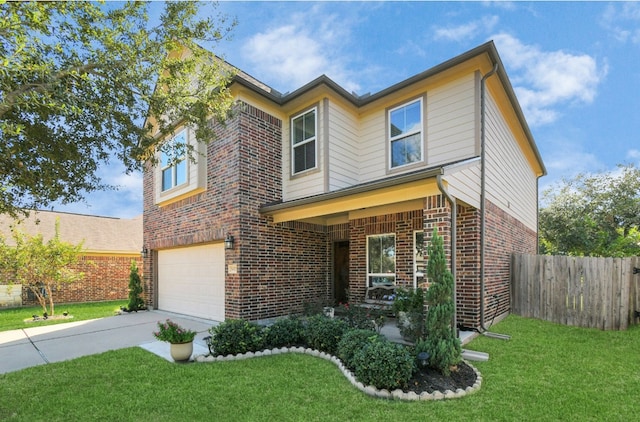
[
  {"xmin": 364, "ymin": 386, "xmax": 378, "ymax": 397},
  {"xmin": 271, "ymin": 348, "xmax": 281, "ymax": 355},
  {"xmin": 377, "ymin": 389, "xmax": 391, "ymax": 399},
  {"xmin": 444, "ymin": 390, "xmax": 456, "ymax": 399},
  {"xmin": 406, "ymin": 391, "xmax": 419, "ymax": 401},
  {"xmin": 391, "ymin": 389, "xmax": 406, "ymax": 400},
  {"xmin": 262, "ymin": 349, "xmax": 272, "ymax": 356},
  {"xmin": 280, "ymin": 347, "xmax": 289, "ymax": 353},
  {"xmin": 432, "ymin": 391, "xmax": 444, "ymax": 400},
  {"xmin": 420, "ymin": 392, "xmax": 434, "ymax": 401}
]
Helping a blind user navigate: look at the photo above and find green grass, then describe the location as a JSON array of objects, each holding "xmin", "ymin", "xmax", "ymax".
[
  {"xmin": 0, "ymin": 300, "xmax": 126, "ymax": 331},
  {"xmin": 1, "ymin": 315, "xmax": 639, "ymax": 421}
]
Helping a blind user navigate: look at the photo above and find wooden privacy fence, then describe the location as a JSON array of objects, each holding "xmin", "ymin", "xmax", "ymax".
[{"xmin": 511, "ymin": 254, "xmax": 640, "ymax": 330}]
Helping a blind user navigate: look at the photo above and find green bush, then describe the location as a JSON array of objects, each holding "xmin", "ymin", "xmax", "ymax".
[
  {"xmin": 337, "ymin": 303, "xmax": 375, "ymax": 331},
  {"xmin": 263, "ymin": 317, "xmax": 306, "ymax": 348},
  {"xmin": 352, "ymin": 338, "xmax": 415, "ymax": 391},
  {"xmin": 304, "ymin": 315, "xmax": 348, "ymax": 355},
  {"xmin": 424, "ymin": 228, "xmax": 461, "ymax": 375},
  {"xmin": 337, "ymin": 329, "xmax": 380, "ymax": 370},
  {"xmin": 208, "ymin": 319, "xmax": 264, "ymax": 356}
]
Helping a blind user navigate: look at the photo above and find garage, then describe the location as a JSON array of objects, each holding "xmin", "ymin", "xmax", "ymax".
[{"xmin": 157, "ymin": 243, "xmax": 225, "ymax": 321}]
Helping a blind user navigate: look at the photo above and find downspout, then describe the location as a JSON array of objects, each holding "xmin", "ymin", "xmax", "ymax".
[
  {"xmin": 480, "ymin": 63, "xmax": 511, "ymax": 340},
  {"xmin": 436, "ymin": 172, "xmax": 457, "ymax": 336}
]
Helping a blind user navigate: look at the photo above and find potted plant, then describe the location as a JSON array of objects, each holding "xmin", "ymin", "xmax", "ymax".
[{"xmin": 153, "ymin": 319, "xmax": 197, "ymax": 362}]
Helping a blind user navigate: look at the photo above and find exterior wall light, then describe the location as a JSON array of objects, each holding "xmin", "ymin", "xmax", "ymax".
[
  {"xmin": 224, "ymin": 234, "xmax": 235, "ymax": 250},
  {"xmin": 141, "ymin": 248, "xmax": 148, "ymax": 258}
]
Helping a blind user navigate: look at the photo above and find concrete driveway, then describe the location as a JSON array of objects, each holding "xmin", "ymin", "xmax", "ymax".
[{"xmin": 0, "ymin": 310, "xmax": 216, "ymax": 375}]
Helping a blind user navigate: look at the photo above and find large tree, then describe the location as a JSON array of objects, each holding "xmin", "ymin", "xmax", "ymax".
[
  {"xmin": 0, "ymin": 0, "xmax": 236, "ymax": 217},
  {"xmin": 539, "ymin": 164, "xmax": 640, "ymax": 257}
]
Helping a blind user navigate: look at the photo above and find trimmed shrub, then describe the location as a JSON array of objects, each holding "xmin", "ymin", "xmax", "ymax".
[
  {"xmin": 337, "ymin": 329, "xmax": 380, "ymax": 370},
  {"xmin": 304, "ymin": 315, "xmax": 348, "ymax": 355},
  {"xmin": 263, "ymin": 316, "xmax": 306, "ymax": 348},
  {"xmin": 352, "ymin": 338, "xmax": 415, "ymax": 390},
  {"xmin": 337, "ymin": 303, "xmax": 375, "ymax": 331},
  {"xmin": 424, "ymin": 228, "xmax": 462, "ymax": 375},
  {"xmin": 208, "ymin": 319, "xmax": 264, "ymax": 356}
]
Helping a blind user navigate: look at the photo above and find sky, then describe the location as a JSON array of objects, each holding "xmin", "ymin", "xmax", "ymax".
[{"xmin": 52, "ymin": 1, "xmax": 640, "ymax": 218}]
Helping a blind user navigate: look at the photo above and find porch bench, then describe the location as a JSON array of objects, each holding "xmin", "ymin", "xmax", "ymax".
[{"xmin": 362, "ymin": 284, "xmax": 397, "ymax": 311}]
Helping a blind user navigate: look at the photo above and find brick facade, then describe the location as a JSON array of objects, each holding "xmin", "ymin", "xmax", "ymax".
[
  {"xmin": 21, "ymin": 255, "xmax": 138, "ymax": 306},
  {"xmin": 144, "ymin": 100, "xmax": 538, "ymax": 328},
  {"xmin": 144, "ymin": 102, "xmax": 330, "ymax": 320}
]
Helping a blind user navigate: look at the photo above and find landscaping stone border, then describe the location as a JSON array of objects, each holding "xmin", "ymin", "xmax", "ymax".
[{"xmin": 194, "ymin": 347, "xmax": 482, "ymax": 401}]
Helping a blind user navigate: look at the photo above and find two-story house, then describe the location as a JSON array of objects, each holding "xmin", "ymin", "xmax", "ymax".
[{"xmin": 142, "ymin": 41, "xmax": 545, "ymax": 330}]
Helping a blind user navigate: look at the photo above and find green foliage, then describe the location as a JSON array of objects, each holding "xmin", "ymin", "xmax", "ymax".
[
  {"xmin": 303, "ymin": 315, "xmax": 348, "ymax": 355},
  {"xmin": 424, "ymin": 228, "xmax": 461, "ymax": 375},
  {"xmin": 0, "ymin": 1, "xmax": 236, "ymax": 217},
  {"xmin": 337, "ymin": 302, "xmax": 375, "ymax": 331},
  {"xmin": 126, "ymin": 260, "xmax": 145, "ymax": 311},
  {"xmin": 540, "ymin": 163, "xmax": 640, "ymax": 257},
  {"xmin": 0, "ymin": 219, "xmax": 84, "ymax": 315},
  {"xmin": 336, "ymin": 329, "xmax": 381, "ymax": 371},
  {"xmin": 351, "ymin": 337, "xmax": 415, "ymax": 390},
  {"xmin": 262, "ymin": 316, "xmax": 306, "ymax": 349},
  {"xmin": 392, "ymin": 287, "xmax": 426, "ymax": 342},
  {"xmin": 208, "ymin": 319, "xmax": 264, "ymax": 356},
  {"xmin": 391, "ymin": 287, "xmax": 424, "ymax": 314},
  {"xmin": 153, "ymin": 319, "xmax": 196, "ymax": 344}
]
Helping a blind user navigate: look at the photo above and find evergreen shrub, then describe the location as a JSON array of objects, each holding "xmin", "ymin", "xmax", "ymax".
[{"xmin": 208, "ymin": 319, "xmax": 264, "ymax": 356}]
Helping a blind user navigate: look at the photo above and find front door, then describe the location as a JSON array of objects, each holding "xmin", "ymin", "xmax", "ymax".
[{"xmin": 333, "ymin": 241, "xmax": 349, "ymax": 304}]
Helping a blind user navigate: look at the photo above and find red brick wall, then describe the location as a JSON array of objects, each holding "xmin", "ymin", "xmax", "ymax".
[
  {"xmin": 482, "ymin": 200, "xmax": 537, "ymax": 325},
  {"xmin": 143, "ymin": 101, "xmax": 330, "ymax": 321},
  {"xmin": 22, "ymin": 254, "xmax": 138, "ymax": 306}
]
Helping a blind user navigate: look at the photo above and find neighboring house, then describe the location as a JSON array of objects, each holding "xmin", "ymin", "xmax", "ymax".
[
  {"xmin": 0, "ymin": 211, "xmax": 142, "ymax": 307},
  {"xmin": 143, "ymin": 41, "xmax": 546, "ymax": 330}
]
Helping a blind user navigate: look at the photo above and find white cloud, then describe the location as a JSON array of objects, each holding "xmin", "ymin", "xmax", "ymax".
[
  {"xmin": 627, "ymin": 149, "xmax": 640, "ymax": 161},
  {"xmin": 492, "ymin": 33, "xmax": 607, "ymax": 126},
  {"xmin": 601, "ymin": 3, "xmax": 640, "ymax": 44},
  {"xmin": 240, "ymin": 8, "xmax": 360, "ymax": 94},
  {"xmin": 433, "ymin": 16, "xmax": 499, "ymax": 42}
]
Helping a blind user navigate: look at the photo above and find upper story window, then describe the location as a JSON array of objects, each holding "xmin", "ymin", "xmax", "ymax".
[
  {"xmin": 291, "ymin": 108, "xmax": 317, "ymax": 175},
  {"xmin": 389, "ymin": 99, "xmax": 423, "ymax": 168},
  {"xmin": 161, "ymin": 130, "xmax": 187, "ymax": 192},
  {"xmin": 367, "ymin": 234, "xmax": 396, "ymax": 287}
]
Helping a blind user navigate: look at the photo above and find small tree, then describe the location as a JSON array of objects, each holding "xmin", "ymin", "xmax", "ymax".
[
  {"xmin": 0, "ymin": 220, "xmax": 84, "ymax": 316},
  {"xmin": 422, "ymin": 227, "xmax": 461, "ymax": 375},
  {"xmin": 127, "ymin": 260, "xmax": 145, "ymax": 312}
]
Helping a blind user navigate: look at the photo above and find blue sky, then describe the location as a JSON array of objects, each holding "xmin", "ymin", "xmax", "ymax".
[{"xmin": 53, "ymin": 1, "xmax": 640, "ymax": 218}]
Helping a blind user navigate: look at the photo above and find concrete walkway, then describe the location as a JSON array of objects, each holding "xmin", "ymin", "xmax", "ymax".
[{"xmin": 0, "ymin": 310, "xmax": 215, "ymax": 375}]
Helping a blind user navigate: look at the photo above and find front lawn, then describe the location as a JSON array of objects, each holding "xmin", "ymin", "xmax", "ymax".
[
  {"xmin": 1, "ymin": 315, "xmax": 639, "ymax": 420},
  {"xmin": 0, "ymin": 300, "xmax": 126, "ymax": 332}
]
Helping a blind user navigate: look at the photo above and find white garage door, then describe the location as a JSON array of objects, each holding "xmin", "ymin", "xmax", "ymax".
[{"xmin": 158, "ymin": 244, "xmax": 225, "ymax": 321}]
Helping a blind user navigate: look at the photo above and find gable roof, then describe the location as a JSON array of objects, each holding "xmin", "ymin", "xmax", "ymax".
[
  {"xmin": 231, "ymin": 40, "xmax": 546, "ymax": 177},
  {"xmin": 0, "ymin": 211, "xmax": 142, "ymax": 255}
]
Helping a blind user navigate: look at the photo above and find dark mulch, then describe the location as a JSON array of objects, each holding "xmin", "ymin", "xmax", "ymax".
[{"xmin": 404, "ymin": 361, "xmax": 477, "ymax": 394}]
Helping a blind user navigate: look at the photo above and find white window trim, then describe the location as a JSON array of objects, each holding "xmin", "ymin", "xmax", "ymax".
[
  {"xmin": 388, "ymin": 98, "xmax": 424, "ymax": 170},
  {"xmin": 413, "ymin": 230, "xmax": 426, "ymax": 289},
  {"xmin": 160, "ymin": 129, "xmax": 188, "ymax": 193},
  {"xmin": 366, "ymin": 233, "xmax": 396, "ymax": 287},
  {"xmin": 155, "ymin": 127, "xmax": 207, "ymax": 206},
  {"xmin": 290, "ymin": 107, "xmax": 318, "ymax": 176}
]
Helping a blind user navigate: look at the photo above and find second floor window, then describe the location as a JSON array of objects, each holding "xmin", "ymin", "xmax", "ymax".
[
  {"xmin": 389, "ymin": 99, "xmax": 423, "ymax": 168},
  {"xmin": 161, "ymin": 130, "xmax": 187, "ymax": 192},
  {"xmin": 291, "ymin": 108, "xmax": 317, "ymax": 174}
]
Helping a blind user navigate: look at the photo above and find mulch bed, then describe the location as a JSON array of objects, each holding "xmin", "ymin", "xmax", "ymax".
[{"xmin": 404, "ymin": 361, "xmax": 477, "ymax": 394}]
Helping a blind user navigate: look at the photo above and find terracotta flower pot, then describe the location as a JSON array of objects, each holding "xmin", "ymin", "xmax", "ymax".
[{"xmin": 170, "ymin": 341, "xmax": 193, "ymax": 362}]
